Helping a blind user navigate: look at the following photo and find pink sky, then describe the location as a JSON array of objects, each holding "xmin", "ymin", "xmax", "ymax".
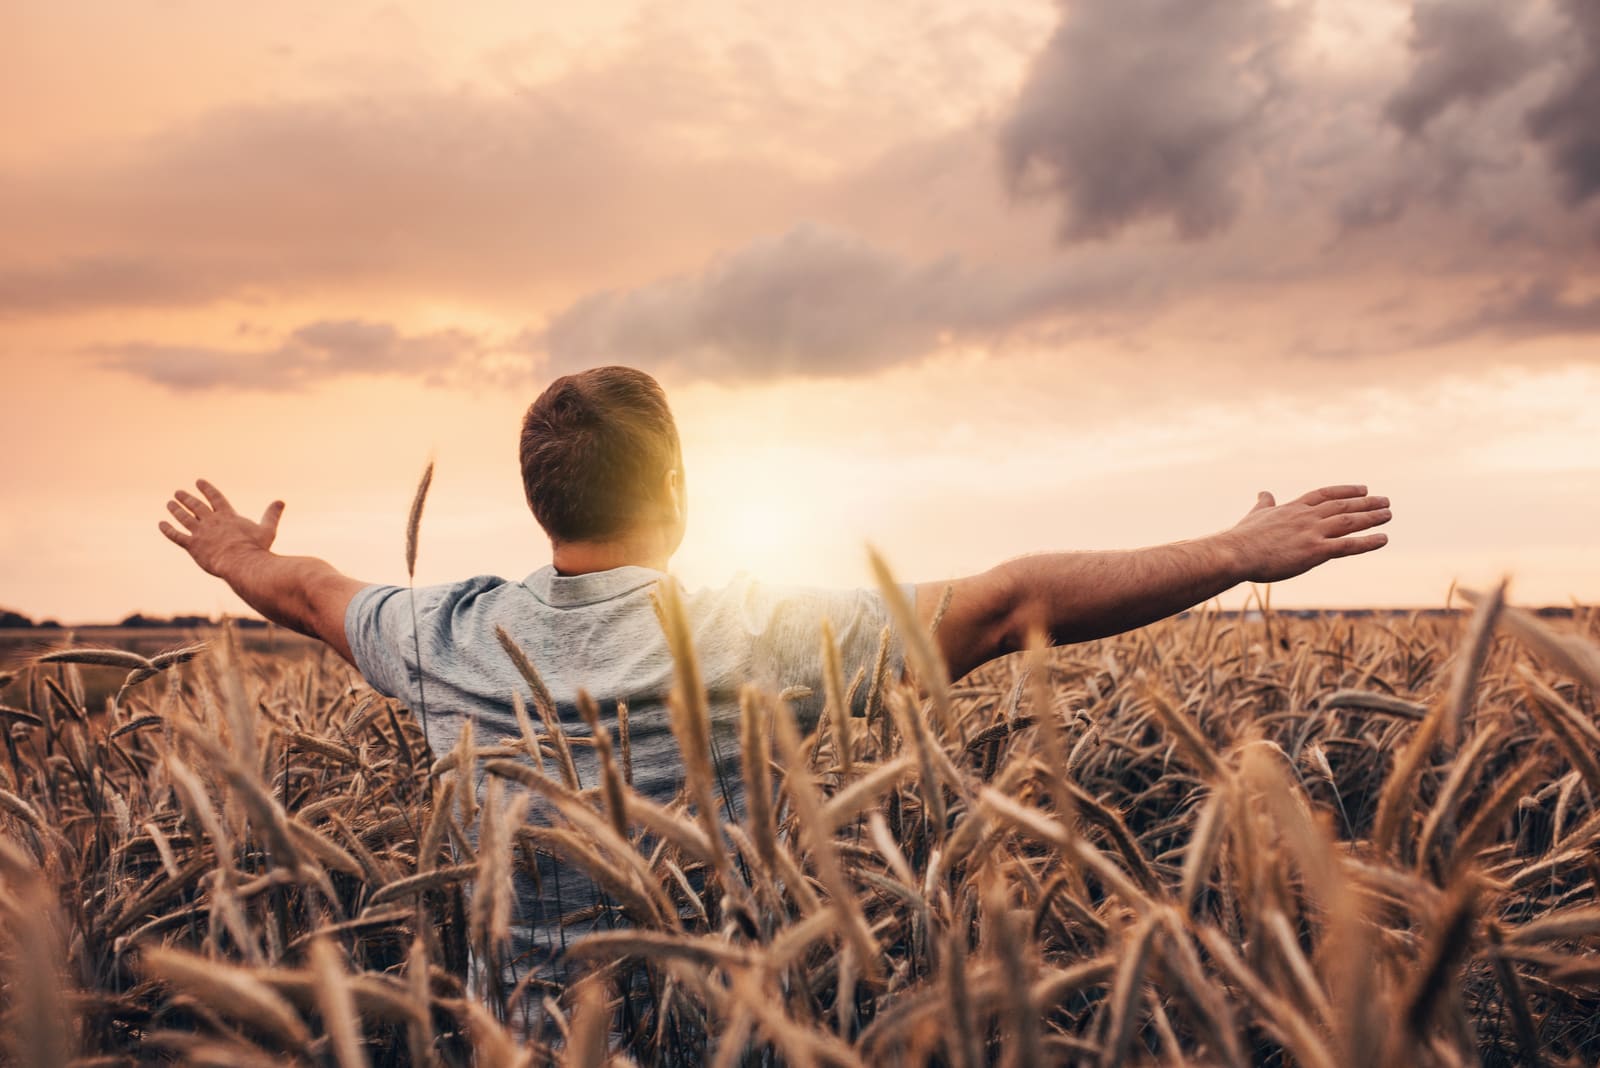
[{"xmin": 3, "ymin": 0, "xmax": 1598, "ymax": 623}]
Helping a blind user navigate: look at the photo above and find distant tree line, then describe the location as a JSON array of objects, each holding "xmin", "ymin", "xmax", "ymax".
[
  {"xmin": 0, "ymin": 608, "xmax": 59, "ymax": 629},
  {"xmin": 0, "ymin": 608, "xmax": 267, "ymax": 629}
]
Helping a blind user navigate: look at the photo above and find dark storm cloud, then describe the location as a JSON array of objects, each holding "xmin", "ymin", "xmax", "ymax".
[
  {"xmin": 538, "ymin": 223, "xmax": 1149, "ymax": 381},
  {"xmin": 1379, "ymin": 0, "xmax": 1600, "ymax": 212},
  {"xmin": 997, "ymin": 0, "xmax": 1299, "ymax": 242},
  {"xmin": 102, "ymin": 319, "xmax": 490, "ymax": 391},
  {"xmin": 1384, "ymin": 0, "xmax": 1535, "ymax": 136},
  {"xmin": 1526, "ymin": 0, "xmax": 1600, "ymax": 206}
]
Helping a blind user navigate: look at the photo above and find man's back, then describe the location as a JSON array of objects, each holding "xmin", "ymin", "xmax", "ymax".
[{"xmin": 345, "ymin": 564, "xmax": 909, "ymax": 976}]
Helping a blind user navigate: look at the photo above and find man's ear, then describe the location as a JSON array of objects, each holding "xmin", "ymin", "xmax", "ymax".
[{"xmin": 663, "ymin": 466, "xmax": 684, "ymax": 522}]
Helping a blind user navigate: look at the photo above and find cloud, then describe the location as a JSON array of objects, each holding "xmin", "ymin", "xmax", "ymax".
[
  {"xmin": 92, "ymin": 220, "xmax": 1162, "ymax": 392},
  {"xmin": 0, "ymin": 10, "xmax": 1047, "ymax": 320},
  {"xmin": 1526, "ymin": 0, "xmax": 1600, "ymax": 206},
  {"xmin": 1384, "ymin": 0, "xmax": 1535, "ymax": 136},
  {"xmin": 997, "ymin": 0, "xmax": 1301, "ymax": 243},
  {"xmin": 1374, "ymin": 0, "xmax": 1600, "ymax": 214},
  {"xmin": 15, "ymin": 0, "xmax": 1600, "ymax": 392},
  {"xmin": 1428, "ymin": 278, "xmax": 1600, "ymax": 345},
  {"xmin": 538, "ymin": 222, "xmax": 1152, "ymax": 381},
  {"xmin": 1321, "ymin": 0, "xmax": 1600, "ymax": 248},
  {"xmin": 1331, "ymin": 135, "xmax": 1493, "ymax": 234},
  {"xmin": 0, "ymin": 43, "xmax": 813, "ymax": 318},
  {"xmin": 101, "ymin": 319, "xmax": 494, "ymax": 391},
  {"xmin": 0, "ymin": 257, "xmax": 233, "ymax": 315}
]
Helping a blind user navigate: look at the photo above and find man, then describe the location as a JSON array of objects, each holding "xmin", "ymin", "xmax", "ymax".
[{"xmin": 159, "ymin": 364, "xmax": 1391, "ymax": 974}]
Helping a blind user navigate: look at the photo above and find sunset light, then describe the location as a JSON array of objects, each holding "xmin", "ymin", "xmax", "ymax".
[
  {"xmin": 4, "ymin": 1, "xmax": 1598, "ymax": 623},
  {"xmin": 6, "ymin": 3, "xmax": 1600, "ymax": 1064}
]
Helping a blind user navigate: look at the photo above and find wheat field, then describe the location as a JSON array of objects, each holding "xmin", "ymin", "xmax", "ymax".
[{"xmin": 2, "ymin": 582, "xmax": 1599, "ymax": 1066}]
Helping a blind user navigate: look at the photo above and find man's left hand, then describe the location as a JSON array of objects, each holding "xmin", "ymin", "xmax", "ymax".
[{"xmin": 1225, "ymin": 484, "xmax": 1392, "ymax": 585}]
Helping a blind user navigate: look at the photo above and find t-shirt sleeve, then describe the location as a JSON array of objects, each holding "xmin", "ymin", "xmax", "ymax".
[
  {"xmin": 344, "ymin": 583, "xmax": 417, "ymax": 700},
  {"xmin": 711, "ymin": 576, "xmax": 915, "ymax": 729},
  {"xmin": 345, "ymin": 575, "xmax": 512, "ymax": 709},
  {"xmin": 345, "ymin": 574, "xmax": 512, "ymax": 704}
]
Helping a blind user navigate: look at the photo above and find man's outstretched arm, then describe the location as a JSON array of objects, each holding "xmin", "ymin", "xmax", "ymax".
[
  {"xmin": 919, "ymin": 485, "xmax": 1392, "ymax": 680},
  {"xmin": 159, "ymin": 480, "xmax": 368, "ymax": 665}
]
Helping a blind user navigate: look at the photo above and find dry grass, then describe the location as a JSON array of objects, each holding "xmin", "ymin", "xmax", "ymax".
[{"xmin": 2, "ymin": 591, "xmax": 1600, "ymax": 1066}]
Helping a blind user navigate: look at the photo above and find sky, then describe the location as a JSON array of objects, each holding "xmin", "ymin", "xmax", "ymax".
[{"xmin": 3, "ymin": 0, "xmax": 1598, "ymax": 623}]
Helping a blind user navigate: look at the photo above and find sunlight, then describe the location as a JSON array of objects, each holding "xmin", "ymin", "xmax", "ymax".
[{"xmin": 676, "ymin": 477, "xmax": 824, "ymax": 590}]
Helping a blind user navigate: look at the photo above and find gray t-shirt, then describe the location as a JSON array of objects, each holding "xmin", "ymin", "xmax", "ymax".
[{"xmin": 344, "ymin": 564, "xmax": 907, "ymax": 979}]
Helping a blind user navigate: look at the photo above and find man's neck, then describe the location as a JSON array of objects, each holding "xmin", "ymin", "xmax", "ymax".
[{"xmin": 551, "ymin": 536, "xmax": 670, "ymax": 577}]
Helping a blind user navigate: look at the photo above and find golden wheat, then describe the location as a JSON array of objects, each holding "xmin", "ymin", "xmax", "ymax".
[{"xmin": 0, "ymin": 587, "xmax": 1598, "ymax": 1065}]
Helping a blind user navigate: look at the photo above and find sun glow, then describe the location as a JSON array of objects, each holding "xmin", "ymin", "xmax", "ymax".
[{"xmin": 675, "ymin": 474, "xmax": 828, "ymax": 591}]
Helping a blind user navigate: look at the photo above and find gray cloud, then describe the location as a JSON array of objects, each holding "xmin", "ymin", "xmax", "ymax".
[
  {"xmin": 1428, "ymin": 277, "xmax": 1600, "ymax": 345},
  {"xmin": 1526, "ymin": 0, "xmax": 1600, "ymax": 206},
  {"xmin": 102, "ymin": 319, "xmax": 492, "ymax": 391},
  {"xmin": 1320, "ymin": 0, "xmax": 1600, "ymax": 251},
  {"xmin": 1332, "ymin": 135, "xmax": 1493, "ymax": 234},
  {"xmin": 538, "ymin": 222, "xmax": 1151, "ymax": 382},
  {"xmin": 17, "ymin": 0, "xmax": 1600, "ymax": 390},
  {"xmin": 96, "ymin": 220, "xmax": 1157, "ymax": 391},
  {"xmin": 1384, "ymin": 0, "xmax": 1535, "ymax": 136},
  {"xmin": 997, "ymin": 0, "xmax": 1300, "ymax": 243},
  {"xmin": 1376, "ymin": 0, "xmax": 1600, "ymax": 214}
]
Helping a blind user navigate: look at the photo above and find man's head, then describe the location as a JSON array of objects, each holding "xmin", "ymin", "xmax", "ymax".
[{"xmin": 519, "ymin": 366, "xmax": 685, "ymax": 553}]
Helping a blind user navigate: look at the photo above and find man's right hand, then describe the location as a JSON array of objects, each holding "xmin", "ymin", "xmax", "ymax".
[
  {"xmin": 1223, "ymin": 485, "xmax": 1391, "ymax": 585},
  {"xmin": 158, "ymin": 479, "xmax": 366, "ymax": 665},
  {"xmin": 160, "ymin": 480, "xmax": 285, "ymax": 579}
]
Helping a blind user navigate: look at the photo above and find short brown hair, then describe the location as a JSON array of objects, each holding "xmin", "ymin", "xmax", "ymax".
[{"xmin": 518, "ymin": 366, "xmax": 682, "ymax": 543}]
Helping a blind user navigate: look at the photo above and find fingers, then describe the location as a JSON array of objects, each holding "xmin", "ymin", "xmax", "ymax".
[
  {"xmin": 196, "ymin": 479, "xmax": 235, "ymax": 514},
  {"xmin": 174, "ymin": 489, "xmax": 212, "ymax": 521},
  {"xmin": 1321, "ymin": 507, "xmax": 1392, "ymax": 538},
  {"xmin": 158, "ymin": 520, "xmax": 192, "ymax": 548},
  {"xmin": 1327, "ymin": 532, "xmax": 1388, "ymax": 558},
  {"xmin": 1252, "ymin": 490, "xmax": 1276, "ymax": 513},
  {"xmin": 168, "ymin": 481, "xmax": 278, "ymax": 543},
  {"xmin": 1315, "ymin": 494, "xmax": 1389, "ymax": 518},
  {"xmin": 167, "ymin": 498, "xmax": 200, "ymax": 530},
  {"xmin": 1296, "ymin": 484, "xmax": 1367, "ymax": 507}
]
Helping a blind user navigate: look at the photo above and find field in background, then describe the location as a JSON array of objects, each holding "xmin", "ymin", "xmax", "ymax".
[
  {"xmin": 0, "ymin": 627, "xmax": 322, "ymax": 711},
  {"xmin": 0, "ymin": 626, "xmax": 320, "ymax": 658},
  {"xmin": 1, "ymin": 595, "xmax": 1599, "ymax": 1065}
]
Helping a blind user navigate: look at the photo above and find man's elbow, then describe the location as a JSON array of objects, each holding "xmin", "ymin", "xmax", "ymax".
[
  {"xmin": 995, "ymin": 592, "xmax": 1050, "ymax": 661},
  {"xmin": 945, "ymin": 568, "xmax": 1036, "ymax": 677},
  {"xmin": 302, "ymin": 571, "xmax": 361, "ymax": 664}
]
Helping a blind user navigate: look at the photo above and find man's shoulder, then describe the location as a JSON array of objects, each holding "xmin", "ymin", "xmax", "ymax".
[
  {"xmin": 429, "ymin": 573, "xmax": 529, "ymax": 614},
  {"xmin": 350, "ymin": 573, "xmax": 522, "ymax": 616}
]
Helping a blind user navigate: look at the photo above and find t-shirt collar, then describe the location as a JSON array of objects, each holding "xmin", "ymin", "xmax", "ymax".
[{"xmin": 522, "ymin": 564, "xmax": 667, "ymax": 608}]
